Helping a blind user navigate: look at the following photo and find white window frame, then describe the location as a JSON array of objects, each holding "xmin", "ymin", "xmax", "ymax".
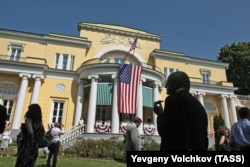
[
  {"xmin": 54, "ymin": 53, "xmax": 75, "ymax": 70},
  {"xmin": 8, "ymin": 43, "xmax": 25, "ymax": 61},
  {"xmin": 200, "ymin": 69, "xmax": 211, "ymax": 84},
  {"xmin": 50, "ymin": 100, "xmax": 65, "ymax": 123}
]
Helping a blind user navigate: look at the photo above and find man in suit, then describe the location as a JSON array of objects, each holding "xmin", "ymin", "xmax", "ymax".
[
  {"xmin": 154, "ymin": 71, "xmax": 208, "ymax": 151},
  {"xmin": 124, "ymin": 117, "xmax": 142, "ymax": 161}
]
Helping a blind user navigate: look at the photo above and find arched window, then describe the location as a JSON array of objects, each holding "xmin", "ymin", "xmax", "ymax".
[
  {"xmin": 101, "ymin": 51, "xmax": 140, "ymax": 65},
  {"xmin": 0, "ymin": 82, "xmax": 18, "ymax": 99},
  {"xmin": 204, "ymin": 101, "xmax": 217, "ymax": 113}
]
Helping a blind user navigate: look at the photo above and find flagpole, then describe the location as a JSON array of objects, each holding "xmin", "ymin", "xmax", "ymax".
[{"xmin": 123, "ymin": 33, "xmax": 139, "ymax": 62}]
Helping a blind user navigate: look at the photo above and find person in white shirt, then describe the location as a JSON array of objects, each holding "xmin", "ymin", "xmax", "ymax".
[
  {"xmin": 46, "ymin": 122, "xmax": 64, "ymax": 167},
  {"xmin": 0, "ymin": 127, "xmax": 11, "ymax": 157},
  {"xmin": 78, "ymin": 117, "xmax": 84, "ymax": 132}
]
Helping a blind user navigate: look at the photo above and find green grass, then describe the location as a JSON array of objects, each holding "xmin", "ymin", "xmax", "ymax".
[{"xmin": 0, "ymin": 150, "xmax": 126, "ymax": 167}]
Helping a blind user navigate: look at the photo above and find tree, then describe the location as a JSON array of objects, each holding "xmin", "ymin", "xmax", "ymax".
[{"xmin": 217, "ymin": 42, "xmax": 250, "ymax": 95}]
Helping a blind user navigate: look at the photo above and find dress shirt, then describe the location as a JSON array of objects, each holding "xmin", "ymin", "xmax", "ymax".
[
  {"xmin": 230, "ymin": 118, "xmax": 250, "ymax": 148},
  {"xmin": 50, "ymin": 127, "xmax": 64, "ymax": 143}
]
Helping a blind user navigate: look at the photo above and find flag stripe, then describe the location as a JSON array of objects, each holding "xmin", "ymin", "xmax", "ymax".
[{"xmin": 118, "ymin": 64, "xmax": 142, "ymax": 114}]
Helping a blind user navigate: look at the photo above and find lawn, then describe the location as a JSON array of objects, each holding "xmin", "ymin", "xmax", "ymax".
[{"xmin": 0, "ymin": 150, "xmax": 126, "ymax": 167}]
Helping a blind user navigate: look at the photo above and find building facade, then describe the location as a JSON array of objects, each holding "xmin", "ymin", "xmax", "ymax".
[{"xmin": 0, "ymin": 22, "xmax": 246, "ymax": 137}]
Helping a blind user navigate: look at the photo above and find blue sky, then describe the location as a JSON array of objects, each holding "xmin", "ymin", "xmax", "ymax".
[{"xmin": 1, "ymin": 0, "xmax": 250, "ymax": 61}]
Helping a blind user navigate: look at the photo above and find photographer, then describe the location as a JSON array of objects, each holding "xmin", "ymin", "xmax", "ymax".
[{"xmin": 46, "ymin": 122, "xmax": 64, "ymax": 167}]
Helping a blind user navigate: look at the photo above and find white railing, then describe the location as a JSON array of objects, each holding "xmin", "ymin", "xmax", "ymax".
[{"xmin": 60, "ymin": 124, "xmax": 85, "ymax": 144}]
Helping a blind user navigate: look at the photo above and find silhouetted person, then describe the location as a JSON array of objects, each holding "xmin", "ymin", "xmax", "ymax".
[
  {"xmin": 0, "ymin": 104, "xmax": 7, "ymax": 134},
  {"xmin": 154, "ymin": 71, "xmax": 208, "ymax": 151}
]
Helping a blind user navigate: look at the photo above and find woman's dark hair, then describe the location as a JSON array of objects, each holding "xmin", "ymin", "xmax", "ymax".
[
  {"xmin": 25, "ymin": 104, "xmax": 42, "ymax": 121},
  {"xmin": 238, "ymin": 107, "xmax": 250, "ymax": 119},
  {"xmin": 217, "ymin": 126, "xmax": 229, "ymax": 136}
]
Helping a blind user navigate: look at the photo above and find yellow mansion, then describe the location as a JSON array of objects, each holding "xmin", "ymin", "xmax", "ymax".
[{"xmin": 0, "ymin": 22, "xmax": 245, "ymax": 138}]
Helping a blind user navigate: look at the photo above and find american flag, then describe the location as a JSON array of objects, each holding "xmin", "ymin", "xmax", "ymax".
[
  {"xmin": 123, "ymin": 38, "xmax": 137, "ymax": 61},
  {"xmin": 118, "ymin": 63, "xmax": 142, "ymax": 114}
]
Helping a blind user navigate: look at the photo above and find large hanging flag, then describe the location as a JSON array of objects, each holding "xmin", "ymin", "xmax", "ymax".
[
  {"xmin": 118, "ymin": 63, "xmax": 142, "ymax": 114},
  {"xmin": 118, "ymin": 37, "xmax": 141, "ymax": 114}
]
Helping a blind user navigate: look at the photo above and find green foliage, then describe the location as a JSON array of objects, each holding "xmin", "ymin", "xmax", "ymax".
[
  {"xmin": 213, "ymin": 115, "xmax": 225, "ymax": 151},
  {"xmin": 142, "ymin": 136, "xmax": 160, "ymax": 151},
  {"xmin": 0, "ymin": 150, "xmax": 126, "ymax": 167},
  {"xmin": 63, "ymin": 137, "xmax": 160, "ymax": 160},
  {"xmin": 217, "ymin": 42, "xmax": 250, "ymax": 95}
]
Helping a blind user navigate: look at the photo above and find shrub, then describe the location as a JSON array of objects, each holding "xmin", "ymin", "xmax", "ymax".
[{"xmin": 63, "ymin": 136, "xmax": 160, "ymax": 159}]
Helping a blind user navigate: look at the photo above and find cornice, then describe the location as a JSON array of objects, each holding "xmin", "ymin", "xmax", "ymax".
[
  {"xmin": 0, "ymin": 28, "xmax": 91, "ymax": 48},
  {"xmin": 78, "ymin": 22, "xmax": 162, "ymax": 41},
  {"xmin": 152, "ymin": 49, "xmax": 229, "ymax": 69}
]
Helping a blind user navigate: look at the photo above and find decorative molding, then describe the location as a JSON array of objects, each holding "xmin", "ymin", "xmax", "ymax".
[
  {"xmin": 197, "ymin": 91, "xmax": 206, "ymax": 96},
  {"xmin": 32, "ymin": 74, "xmax": 45, "ymax": 80},
  {"xmin": 100, "ymin": 33, "xmax": 141, "ymax": 48},
  {"xmin": 19, "ymin": 73, "xmax": 31, "ymax": 78},
  {"xmin": 87, "ymin": 75, "xmax": 99, "ymax": 80}
]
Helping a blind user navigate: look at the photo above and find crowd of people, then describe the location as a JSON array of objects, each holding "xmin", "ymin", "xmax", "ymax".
[{"xmin": 0, "ymin": 71, "xmax": 250, "ymax": 166}]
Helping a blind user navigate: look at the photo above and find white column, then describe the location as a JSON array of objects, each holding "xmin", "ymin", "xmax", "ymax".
[
  {"xmin": 136, "ymin": 78, "xmax": 145, "ymax": 135},
  {"xmin": 220, "ymin": 95, "xmax": 230, "ymax": 129},
  {"xmin": 229, "ymin": 95, "xmax": 238, "ymax": 124},
  {"xmin": 153, "ymin": 81, "xmax": 161, "ymax": 135},
  {"xmin": 198, "ymin": 92, "xmax": 211, "ymax": 132},
  {"xmin": 74, "ymin": 80, "xmax": 85, "ymax": 126},
  {"xmin": 111, "ymin": 75, "xmax": 119, "ymax": 133},
  {"xmin": 197, "ymin": 92, "xmax": 205, "ymax": 106},
  {"xmin": 31, "ymin": 74, "xmax": 44, "ymax": 104},
  {"xmin": 86, "ymin": 75, "xmax": 99, "ymax": 133},
  {"xmin": 12, "ymin": 73, "xmax": 31, "ymax": 129},
  {"xmin": 58, "ymin": 54, "xmax": 63, "ymax": 69},
  {"xmin": 190, "ymin": 90, "xmax": 197, "ymax": 96}
]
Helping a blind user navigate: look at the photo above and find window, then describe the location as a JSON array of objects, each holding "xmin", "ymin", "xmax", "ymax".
[
  {"xmin": 204, "ymin": 101, "xmax": 217, "ymax": 113},
  {"xmin": 54, "ymin": 53, "xmax": 75, "ymax": 70},
  {"xmin": 164, "ymin": 67, "xmax": 179, "ymax": 80},
  {"xmin": 200, "ymin": 69, "xmax": 211, "ymax": 84},
  {"xmin": 3, "ymin": 100, "xmax": 14, "ymax": 121},
  {"xmin": 51, "ymin": 101, "xmax": 65, "ymax": 123},
  {"xmin": 0, "ymin": 82, "xmax": 18, "ymax": 100},
  {"xmin": 96, "ymin": 105, "xmax": 106, "ymax": 121},
  {"xmin": 8, "ymin": 43, "xmax": 25, "ymax": 61}
]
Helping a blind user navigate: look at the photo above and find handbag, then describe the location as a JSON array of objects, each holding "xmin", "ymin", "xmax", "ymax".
[{"xmin": 37, "ymin": 133, "xmax": 51, "ymax": 148}]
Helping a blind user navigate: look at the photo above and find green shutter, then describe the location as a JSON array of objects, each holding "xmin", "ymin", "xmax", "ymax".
[
  {"xmin": 96, "ymin": 83, "xmax": 113, "ymax": 105},
  {"xmin": 143, "ymin": 86, "xmax": 153, "ymax": 107}
]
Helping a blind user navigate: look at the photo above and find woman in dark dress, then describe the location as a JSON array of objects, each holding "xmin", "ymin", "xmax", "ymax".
[{"xmin": 15, "ymin": 104, "xmax": 45, "ymax": 167}]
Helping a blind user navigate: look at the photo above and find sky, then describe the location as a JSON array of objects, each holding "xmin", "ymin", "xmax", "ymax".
[{"xmin": 1, "ymin": 0, "xmax": 250, "ymax": 61}]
